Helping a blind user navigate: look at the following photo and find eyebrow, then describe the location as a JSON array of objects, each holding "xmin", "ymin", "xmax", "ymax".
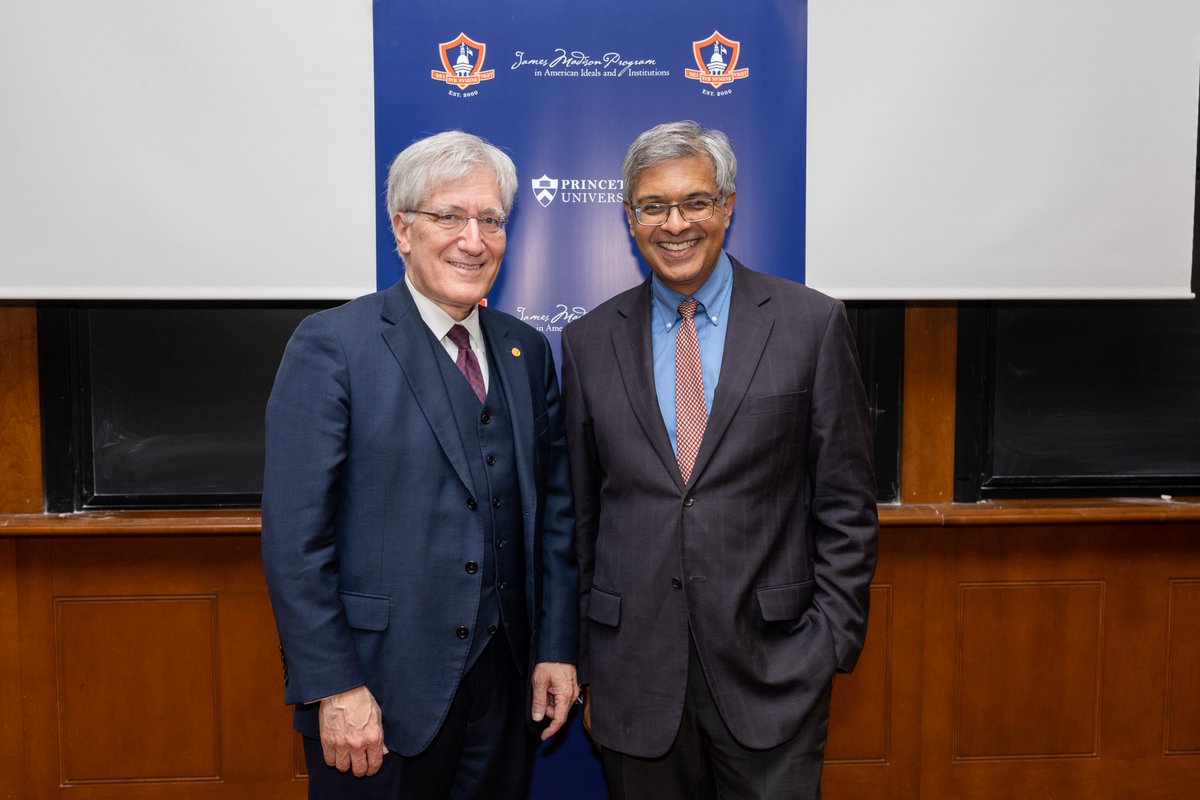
[
  {"xmin": 632, "ymin": 189, "xmax": 717, "ymax": 204},
  {"xmin": 429, "ymin": 203, "xmax": 505, "ymax": 216}
]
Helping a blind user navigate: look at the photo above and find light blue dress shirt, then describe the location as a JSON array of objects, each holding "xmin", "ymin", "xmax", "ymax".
[{"xmin": 650, "ymin": 250, "xmax": 733, "ymax": 456}]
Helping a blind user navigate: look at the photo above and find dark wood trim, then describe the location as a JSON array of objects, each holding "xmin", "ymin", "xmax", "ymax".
[
  {"xmin": 0, "ymin": 511, "xmax": 262, "ymax": 536},
  {"xmin": 3, "ymin": 498, "xmax": 1200, "ymax": 538},
  {"xmin": 882, "ymin": 498, "xmax": 1200, "ymax": 526},
  {"xmin": 900, "ymin": 303, "xmax": 958, "ymax": 503},
  {"xmin": 0, "ymin": 304, "xmax": 43, "ymax": 514},
  {"xmin": 0, "ymin": 539, "xmax": 19, "ymax": 800}
]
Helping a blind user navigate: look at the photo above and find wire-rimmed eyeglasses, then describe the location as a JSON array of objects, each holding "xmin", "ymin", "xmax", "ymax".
[
  {"xmin": 404, "ymin": 209, "xmax": 507, "ymax": 236},
  {"xmin": 628, "ymin": 196, "xmax": 723, "ymax": 226}
]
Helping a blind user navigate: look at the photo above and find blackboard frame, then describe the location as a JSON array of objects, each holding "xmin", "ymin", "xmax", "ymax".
[
  {"xmin": 38, "ymin": 301, "xmax": 336, "ymax": 513},
  {"xmin": 954, "ymin": 301, "xmax": 1200, "ymax": 501}
]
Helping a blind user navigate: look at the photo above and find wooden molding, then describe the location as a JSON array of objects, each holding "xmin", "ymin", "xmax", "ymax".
[
  {"xmin": 0, "ymin": 304, "xmax": 43, "ymax": 514},
  {"xmin": 0, "ymin": 510, "xmax": 262, "ymax": 537},
  {"xmin": 3, "ymin": 499, "xmax": 1200, "ymax": 538},
  {"xmin": 901, "ymin": 303, "xmax": 958, "ymax": 503}
]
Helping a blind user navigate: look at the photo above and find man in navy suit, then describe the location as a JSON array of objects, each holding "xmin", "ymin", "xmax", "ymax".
[
  {"xmin": 262, "ymin": 131, "xmax": 578, "ymax": 799},
  {"xmin": 562, "ymin": 121, "xmax": 877, "ymax": 799}
]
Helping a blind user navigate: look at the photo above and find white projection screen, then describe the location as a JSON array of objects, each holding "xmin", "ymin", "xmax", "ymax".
[
  {"xmin": 806, "ymin": 1, "xmax": 1200, "ymax": 299},
  {"xmin": 0, "ymin": 1, "xmax": 378, "ymax": 300},
  {"xmin": 1, "ymin": 1, "xmax": 1197, "ymax": 300}
]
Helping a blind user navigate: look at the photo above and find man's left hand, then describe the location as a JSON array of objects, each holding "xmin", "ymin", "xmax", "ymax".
[{"xmin": 530, "ymin": 661, "xmax": 579, "ymax": 740}]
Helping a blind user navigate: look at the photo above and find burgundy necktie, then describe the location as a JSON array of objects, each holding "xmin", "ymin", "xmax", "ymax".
[
  {"xmin": 675, "ymin": 299, "xmax": 707, "ymax": 482},
  {"xmin": 447, "ymin": 324, "xmax": 486, "ymax": 403}
]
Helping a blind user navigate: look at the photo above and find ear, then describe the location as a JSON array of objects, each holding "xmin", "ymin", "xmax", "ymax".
[
  {"xmin": 721, "ymin": 191, "xmax": 736, "ymax": 229},
  {"xmin": 392, "ymin": 212, "xmax": 413, "ymax": 256},
  {"xmin": 624, "ymin": 202, "xmax": 637, "ymax": 236}
]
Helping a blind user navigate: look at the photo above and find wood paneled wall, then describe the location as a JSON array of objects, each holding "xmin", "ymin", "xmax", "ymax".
[
  {"xmin": 12, "ymin": 535, "xmax": 304, "ymax": 800},
  {"xmin": 2, "ymin": 303, "xmax": 1198, "ymax": 799},
  {"xmin": 824, "ymin": 520, "xmax": 1200, "ymax": 799}
]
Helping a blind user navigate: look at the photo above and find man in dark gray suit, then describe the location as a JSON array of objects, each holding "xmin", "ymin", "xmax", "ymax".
[{"xmin": 561, "ymin": 121, "xmax": 878, "ymax": 799}]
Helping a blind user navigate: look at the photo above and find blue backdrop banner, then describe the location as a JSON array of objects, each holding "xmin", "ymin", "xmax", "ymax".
[
  {"xmin": 374, "ymin": 1, "xmax": 807, "ymax": 362},
  {"xmin": 372, "ymin": 3, "xmax": 806, "ymax": 796}
]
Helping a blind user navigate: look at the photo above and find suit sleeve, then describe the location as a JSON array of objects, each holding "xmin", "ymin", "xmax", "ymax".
[
  {"xmin": 560, "ymin": 325, "xmax": 600, "ymax": 684},
  {"xmin": 261, "ymin": 312, "xmax": 365, "ymax": 705},
  {"xmin": 807, "ymin": 301, "xmax": 879, "ymax": 673},
  {"xmin": 532, "ymin": 332, "xmax": 580, "ymax": 664}
]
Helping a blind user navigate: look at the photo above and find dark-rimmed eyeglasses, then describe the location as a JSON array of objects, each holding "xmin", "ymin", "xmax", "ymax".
[
  {"xmin": 628, "ymin": 196, "xmax": 723, "ymax": 226},
  {"xmin": 404, "ymin": 209, "xmax": 507, "ymax": 236}
]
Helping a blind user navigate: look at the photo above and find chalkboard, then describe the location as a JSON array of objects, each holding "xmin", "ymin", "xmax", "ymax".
[
  {"xmin": 39, "ymin": 303, "xmax": 334, "ymax": 511},
  {"xmin": 955, "ymin": 300, "xmax": 1200, "ymax": 500},
  {"xmin": 38, "ymin": 300, "xmax": 903, "ymax": 511}
]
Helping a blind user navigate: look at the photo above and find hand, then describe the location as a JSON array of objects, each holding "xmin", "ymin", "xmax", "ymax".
[
  {"xmin": 530, "ymin": 661, "xmax": 578, "ymax": 741},
  {"xmin": 318, "ymin": 685, "xmax": 388, "ymax": 777}
]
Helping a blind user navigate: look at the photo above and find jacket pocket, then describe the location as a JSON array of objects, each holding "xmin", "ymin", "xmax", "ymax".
[
  {"xmin": 755, "ymin": 580, "xmax": 815, "ymax": 622},
  {"xmin": 747, "ymin": 390, "xmax": 808, "ymax": 415},
  {"xmin": 340, "ymin": 591, "xmax": 390, "ymax": 631},
  {"xmin": 587, "ymin": 587, "xmax": 621, "ymax": 627}
]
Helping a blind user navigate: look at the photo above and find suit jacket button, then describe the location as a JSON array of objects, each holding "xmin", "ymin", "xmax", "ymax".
[
  {"xmin": 456, "ymin": 626, "xmax": 469, "ymax": 639},
  {"xmin": 487, "ymin": 624, "xmax": 498, "ymax": 635},
  {"xmin": 481, "ymin": 413, "xmax": 491, "ymax": 424},
  {"xmin": 465, "ymin": 561, "xmax": 478, "ymax": 574},
  {"xmin": 671, "ymin": 578, "xmax": 683, "ymax": 589},
  {"xmin": 486, "ymin": 455, "xmax": 496, "ymax": 465},
  {"xmin": 467, "ymin": 497, "xmax": 478, "ymax": 510},
  {"xmin": 683, "ymin": 495, "xmax": 695, "ymax": 507},
  {"xmin": 492, "ymin": 497, "xmax": 501, "ymax": 508},
  {"xmin": 497, "ymin": 581, "xmax": 507, "ymax": 591}
]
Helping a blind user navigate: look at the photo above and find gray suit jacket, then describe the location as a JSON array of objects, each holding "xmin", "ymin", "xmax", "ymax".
[{"xmin": 561, "ymin": 257, "xmax": 877, "ymax": 757}]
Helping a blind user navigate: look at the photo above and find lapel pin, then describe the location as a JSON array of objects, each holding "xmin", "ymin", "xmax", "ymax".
[{"xmin": 511, "ymin": 347, "xmax": 522, "ymax": 357}]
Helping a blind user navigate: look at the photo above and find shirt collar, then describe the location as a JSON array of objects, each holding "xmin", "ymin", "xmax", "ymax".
[
  {"xmin": 650, "ymin": 250, "xmax": 733, "ymax": 330},
  {"xmin": 405, "ymin": 272, "xmax": 484, "ymax": 346}
]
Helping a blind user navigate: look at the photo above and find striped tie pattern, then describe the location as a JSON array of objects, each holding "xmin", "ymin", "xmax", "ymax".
[
  {"xmin": 447, "ymin": 324, "xmax": 486, "ymax": 403},
  {"xmin": 675, "ymin": 299, "xmax": 707, "ymax": 483}
]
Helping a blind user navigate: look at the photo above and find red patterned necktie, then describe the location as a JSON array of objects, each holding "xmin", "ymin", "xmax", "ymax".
[
  {"xmin": 675, "ymin": 299, "xmax": 707, "ymax": 482},
  {"xmin": 447, "ymin": 324, "xmax": 486, "ymax": 403}
]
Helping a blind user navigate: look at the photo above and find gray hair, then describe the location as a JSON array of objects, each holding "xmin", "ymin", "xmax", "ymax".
[
  {"xmin": 621, "ymin": 120, "xmax": 737, "ymax": 201},
  {"xmin": 385, "ymin": 130, "xmax": 518, "ymax": 221}
]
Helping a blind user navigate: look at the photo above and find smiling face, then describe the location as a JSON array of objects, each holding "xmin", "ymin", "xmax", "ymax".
[
  {"xmin": 625, "ymin": 154, "xmax": 736, "ymax": 297},
  {"xmin": 392, "ymin": 167, "xmax": 505, "ymax": 321}
]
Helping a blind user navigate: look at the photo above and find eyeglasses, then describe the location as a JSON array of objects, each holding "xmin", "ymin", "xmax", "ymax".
[
  {"xmin": 404, "ymin": 209, "xmax": 507, "ymax": 236},
  {"xmin": 629, "ymin": 196, "xmax": 723, "ymax": 226}
]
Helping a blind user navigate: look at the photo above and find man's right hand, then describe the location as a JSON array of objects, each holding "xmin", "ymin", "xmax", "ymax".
[{"xmin": 318, "ymin": 684, "xmax": 388, "ymax": 777}]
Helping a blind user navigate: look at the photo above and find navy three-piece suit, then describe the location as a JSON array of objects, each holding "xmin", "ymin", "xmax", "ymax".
[{"xmin": 261, "ymin": 279, "xmax": 577, "ymax": 759}]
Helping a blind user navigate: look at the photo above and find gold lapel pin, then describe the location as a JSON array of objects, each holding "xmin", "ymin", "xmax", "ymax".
[{"xmin": 511, "ymin": 347, "xmax": 522, "ymax": 357}]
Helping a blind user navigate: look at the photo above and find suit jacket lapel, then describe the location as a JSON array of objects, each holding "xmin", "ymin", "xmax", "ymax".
[
  {"xmin": 379, "ymin": 281, "xmax": 474, "ymax": 494},
  {"xmin": 612, "ymin": 279, "xmax": 684, "ymax": 491},
  {"xmin": 689, "ymin": 260, "xmax": 774, "ymax": 483}
]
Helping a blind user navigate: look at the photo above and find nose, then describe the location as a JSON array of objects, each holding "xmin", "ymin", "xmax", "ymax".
[
  {"xmin": 660, "ymin": 204, "xmax": 692, "ymax": 235},
  {"xmin": 458, "ymin": 217, "xmax": 486, "ymax": 252}
]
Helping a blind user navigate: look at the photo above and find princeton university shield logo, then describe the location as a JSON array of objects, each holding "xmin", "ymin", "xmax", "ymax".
[{"xmin": 531, "ymin": 175, "xmax": 558, "ymax": 207}]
